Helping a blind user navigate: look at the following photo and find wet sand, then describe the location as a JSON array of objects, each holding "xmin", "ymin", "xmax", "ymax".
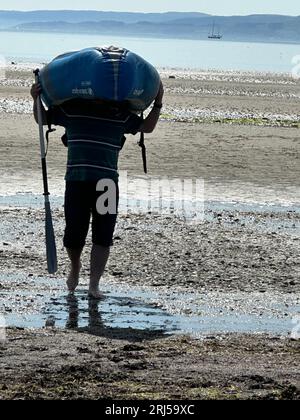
[
  {"xmin": 0, "ymin": 66, "xmax": 299, "ymax": 400},
  {"xmin": 1, "ymin": 67, "xmax": 300, "ymax": 204}
]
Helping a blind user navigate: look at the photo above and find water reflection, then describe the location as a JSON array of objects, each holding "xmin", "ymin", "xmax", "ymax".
[
  {"xmin": 66, "ymin": 294, "xmax": 104, "ymax": 330},
  {"xmin": 63, "ymin": 292, "xmax": 173, "ymax": 341},
  {"xmin": 65, "ymin": 294, "xmax": 80, "ymax": 329}
]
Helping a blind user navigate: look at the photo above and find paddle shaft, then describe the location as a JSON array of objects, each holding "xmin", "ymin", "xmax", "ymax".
[
  {"xmin": 34, "ymin": 69, "xmax": 57, "ymax": 274},
  {"xmin": 34, "ymin": 71, "xmax": 49, "ymax": 193}
]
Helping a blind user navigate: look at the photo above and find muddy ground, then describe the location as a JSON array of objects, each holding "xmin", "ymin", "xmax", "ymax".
[{"xmin": 0, "ymin": 328, "xmax": 299, "ymax": 400}]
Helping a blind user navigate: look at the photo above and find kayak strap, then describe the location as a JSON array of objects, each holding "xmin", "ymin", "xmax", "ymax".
[
  {"xmin": 45, "ymin": 110, "xmax": 56, "ymax": 156},
  {"xmin": 138, "ymin": 113, "xmax": 147, "ymax": 174},
  {"xmin": 45, "ymin": 127, "xmax": 56, "ymax": 157}
]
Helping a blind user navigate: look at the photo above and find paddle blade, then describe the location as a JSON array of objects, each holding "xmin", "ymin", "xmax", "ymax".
[{"xmin": 45, "ymin": 200, "xmax": 58, "ymax": 274}]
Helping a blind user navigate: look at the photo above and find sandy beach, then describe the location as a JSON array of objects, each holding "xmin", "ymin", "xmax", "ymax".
[{"xmin": 0, "ymin": 65, "xmax": 299, "ymax": 400}]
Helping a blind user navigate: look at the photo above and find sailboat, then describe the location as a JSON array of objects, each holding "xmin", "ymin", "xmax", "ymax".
[{"xmin": 208, "ymin": 21, "xmax": 222, "ymax": 39}]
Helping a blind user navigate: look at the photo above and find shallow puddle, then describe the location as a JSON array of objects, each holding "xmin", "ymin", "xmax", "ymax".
[{"xmin": 0, "ymin": 273, "xmax": 299, "ymax": 338}]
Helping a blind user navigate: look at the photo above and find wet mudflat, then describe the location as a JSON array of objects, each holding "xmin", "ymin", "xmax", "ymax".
[
  {"xmin": 0, "ymin": 66, "xmax": 299, "ymax": 399},
  {"xmin": 0, "ymin": 207, "xmax": 299, "ymax": 400}
]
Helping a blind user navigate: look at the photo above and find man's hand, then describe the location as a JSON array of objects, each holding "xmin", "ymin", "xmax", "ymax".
[
  {"xmin": 31, "ymin": 83, "xmax": 48, "ymax": 125},
  {"xmin": 138, "ymin": 80, "xmax": 164, "ymax": 134},
  {"xmin": 30, "ymin": 83, "xmax": 42, "ymax": 101}
]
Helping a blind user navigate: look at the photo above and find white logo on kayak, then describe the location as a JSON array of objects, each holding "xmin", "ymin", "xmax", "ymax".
[
  {"xmin": 72, "ymin": 88, "xmax": 94, "ymax": 96},
  {"xmin": 133, "ymin": 89, "xmax": 144, "ymax": 96}
]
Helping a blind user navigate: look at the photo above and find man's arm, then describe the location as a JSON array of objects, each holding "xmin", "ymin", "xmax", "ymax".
[
  {"xmin": 139, "ymin": 81, "xmax": 164, "ymax": 134},
  {"xmin": 30, "ymin": 83, "xmax": 48, "ymax": 125}
]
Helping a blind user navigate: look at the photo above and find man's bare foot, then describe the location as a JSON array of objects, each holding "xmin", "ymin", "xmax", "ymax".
[
  {"xmin": 66, "ymin": 263, "xmax": 81, "ymax": 292},
  {"xmin": 88, "ymin": 288, "xmax": 104, "ymax": 300}
]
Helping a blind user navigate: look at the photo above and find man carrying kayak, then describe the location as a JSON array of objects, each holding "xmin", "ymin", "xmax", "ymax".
[{"xmin": 30, "ymin": 81, "xmax": 164, "ymax": 299}]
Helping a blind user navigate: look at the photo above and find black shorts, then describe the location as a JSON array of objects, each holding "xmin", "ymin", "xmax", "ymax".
[{"xmin": 63, "ymin": 180, "xmax": 119, "ymax": 249}]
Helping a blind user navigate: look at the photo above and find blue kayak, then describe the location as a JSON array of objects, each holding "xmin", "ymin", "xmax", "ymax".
[{"xmin": 39, "ymin": 46, "xmax": 161, "ymax": 111}]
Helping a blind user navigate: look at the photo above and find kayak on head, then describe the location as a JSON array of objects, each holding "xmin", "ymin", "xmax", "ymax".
[{"xmin": 39, "ymin": 46, "xmax": 161, "ymax": 112}]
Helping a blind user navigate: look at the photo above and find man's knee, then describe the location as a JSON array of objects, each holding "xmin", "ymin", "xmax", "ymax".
[{"xmin": 64, "ymin": 230, "xmax": 87, "ymax": 249}]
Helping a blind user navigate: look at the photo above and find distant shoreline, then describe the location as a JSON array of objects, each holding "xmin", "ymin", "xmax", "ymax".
[{"xmin": 1, "ymin": 28, "xmax": 300, "ymax": 47}]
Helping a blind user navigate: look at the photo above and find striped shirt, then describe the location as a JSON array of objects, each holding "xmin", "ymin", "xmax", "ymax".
[{"xmin": 48, "ymin": 100, "xmax": 143, "ymax": 181}]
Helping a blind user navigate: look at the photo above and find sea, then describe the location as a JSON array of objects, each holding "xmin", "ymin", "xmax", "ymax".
[{"xmin": 0, "ymin": 30, "xmax": 299, "ymax": 73}]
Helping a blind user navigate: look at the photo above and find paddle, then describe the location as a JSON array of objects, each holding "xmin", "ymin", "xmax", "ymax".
[{"xmin": 33, "ymin": 69, "xmax": 58, "ymax": 274}]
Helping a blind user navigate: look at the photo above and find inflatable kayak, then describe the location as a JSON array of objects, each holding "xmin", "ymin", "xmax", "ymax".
[{"xmin": 39, "ymin": 46, "xmax": 160, "ymax": 112}]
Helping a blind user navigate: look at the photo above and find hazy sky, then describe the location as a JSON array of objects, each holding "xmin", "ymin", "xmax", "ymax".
[{"xmin": 0, "ymin": 0, "xmax": 299, "ymax": 16}]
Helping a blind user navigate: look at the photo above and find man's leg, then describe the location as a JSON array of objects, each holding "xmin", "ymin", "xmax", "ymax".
[
  {"xmin": 64, "ymin": 182, "xmax": 91, "ymax": 293},
  {"xmin": 89, "ymin": 245, "xmax": 110, "ymax": 298},
  {"xmin": 89, "ymin": 179, "xmax": 119, "ymax": 299},
  {"xmin": 66, "ymin": 247, "xmax": 83, "ymax": 292}
]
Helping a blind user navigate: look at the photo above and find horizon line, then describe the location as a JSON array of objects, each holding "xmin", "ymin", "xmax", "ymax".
[{"xmin": 0, "ymin": 10, "xmax": 299, "ymax": 18}]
